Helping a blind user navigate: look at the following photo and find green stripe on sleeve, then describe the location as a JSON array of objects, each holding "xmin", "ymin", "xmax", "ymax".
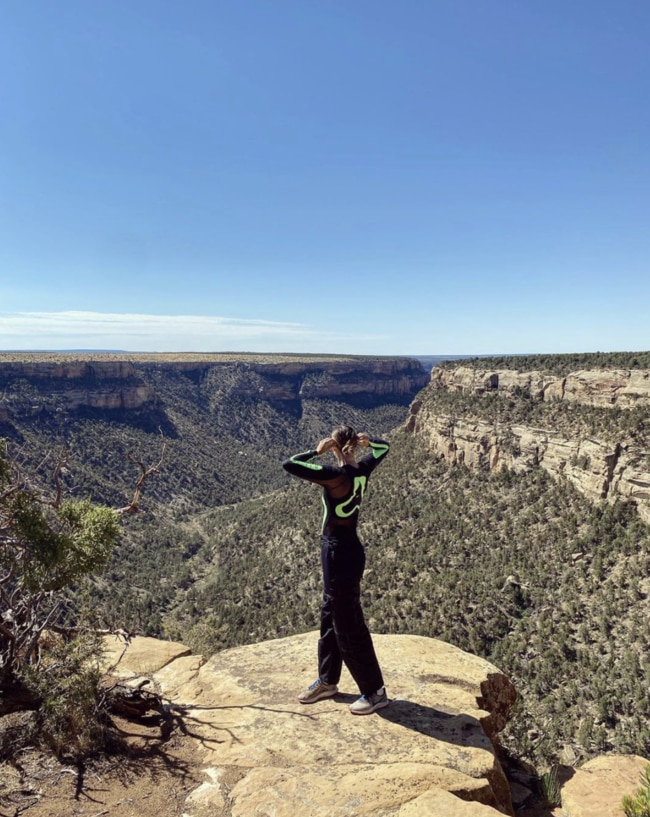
[
  {"xmin": 370, "ymin": 441, "xmax": 389, "ymax": 459},
  {"xmin": 289, "ymin": 453, "xmax": 324, "ymax": 471}
]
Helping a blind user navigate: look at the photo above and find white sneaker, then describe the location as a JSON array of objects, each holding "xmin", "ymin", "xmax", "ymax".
[{"xmin": 349, "ymin": 687, "xmax": 389, "ymax": 715}]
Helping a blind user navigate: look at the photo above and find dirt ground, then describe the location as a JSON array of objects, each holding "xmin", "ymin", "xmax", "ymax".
[{"xmin": 0, "ymin": 712, "xmax": 204, "ymax": 817}]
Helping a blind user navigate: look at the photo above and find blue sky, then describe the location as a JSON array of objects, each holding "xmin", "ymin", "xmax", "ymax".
[{"xmin": 1, "ymin": 1, "xmax": 649, "ymax": 355}]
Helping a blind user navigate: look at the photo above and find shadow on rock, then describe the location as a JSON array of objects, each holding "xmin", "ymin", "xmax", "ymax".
[{"xmin": 377, "ymin": 699, "xmax": 493, "ymax": 750}]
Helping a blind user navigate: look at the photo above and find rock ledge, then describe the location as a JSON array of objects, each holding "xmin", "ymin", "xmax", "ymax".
[{"xmin": 104, "ymin": 631, "xmax": 517, "ymax": 817}]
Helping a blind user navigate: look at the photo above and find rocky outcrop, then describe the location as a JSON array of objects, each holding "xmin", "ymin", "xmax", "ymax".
[
  {"xmin": 431, "ymin": 366, "xmax": 650, "ymax": 409},
  {"xmin": 559, "ymin": 755, "xmax": 649, "ymax": 817},
  {"xmin": 408, "ymin": 366, "xmax": 650, "ymax": 524},
  {"xmin": 103, "ymin": 631, "xmax": 517, "ymax": 817}
]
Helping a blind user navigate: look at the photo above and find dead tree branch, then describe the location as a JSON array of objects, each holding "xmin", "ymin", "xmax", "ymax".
[
  {"xmin": 117, "ymin": 439, "xmax": 167, "ymax": 515},
  {"xmin": 50, "ymin": 448, "xmax": 69, "ymax": 509}
]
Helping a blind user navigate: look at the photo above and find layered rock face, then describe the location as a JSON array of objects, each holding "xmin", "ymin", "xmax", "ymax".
[
  {"xmin": 0, "ymin": 356, "xmax": 428, "ymax": 419},
  {"xmin": 150, "ymin": 357, "xmax": 428, "ymax": 401},
  {"xmin": 104, "ymin": 631, "xmax": 517, "ymax": 817},
  {"xmin": 431, "ymin": 366, "xmax": 650, "ymax": 408},
  {"xmin": 407, "ymin": 366, "xmax": 650, "ymax": 524},
  {"xmin": 0, "ymin": 360, "xmax": 155, "ymax": 412}
]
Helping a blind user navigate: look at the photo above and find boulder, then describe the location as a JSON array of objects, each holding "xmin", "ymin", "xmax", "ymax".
[{"xmin": 560, "ymin": 754, "xmax": 650, "ymax": 817}]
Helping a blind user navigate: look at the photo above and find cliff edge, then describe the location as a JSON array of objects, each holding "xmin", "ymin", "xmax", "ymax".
[{"xmin": 104, "ymin": 631, "xmax": 517, "ymax": 817}]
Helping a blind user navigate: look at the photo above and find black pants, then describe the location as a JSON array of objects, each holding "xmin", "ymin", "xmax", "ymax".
[{"xmin": 318, "ymin": 530, "xmax": 384, "ymax": 696}]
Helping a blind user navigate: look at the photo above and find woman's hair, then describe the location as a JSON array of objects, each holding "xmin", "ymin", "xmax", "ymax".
[{"xmin": 331, "ymin": 424, "xmax": 359, "ymax": 457}]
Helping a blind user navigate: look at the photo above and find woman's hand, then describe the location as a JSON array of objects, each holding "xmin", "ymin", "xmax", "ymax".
[
  {"xmin": 316, "ymin": 437, "xmax": 336, "ymax": 455},
  {"xmin": 357, "ymin": 432, "xmax": 370, "ymax": 447}
]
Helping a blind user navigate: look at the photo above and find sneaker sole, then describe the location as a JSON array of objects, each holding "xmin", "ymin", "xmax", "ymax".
[
  {"xmin": 297, "ymin": 689, "xmax": 338, "ymax": 704},
  {"xmin": 350, "ymin": 698, "xmax": 389, "ymax": 715}
]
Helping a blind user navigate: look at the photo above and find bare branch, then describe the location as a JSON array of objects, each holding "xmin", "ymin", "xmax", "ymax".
[
  {"xmin": 117, "ymin": 438, "xmax": 167, "ymax": 515},
  {"xmin": 0, "ymin": 562, "xmax": 16, "ymax": 586},
  {"xmin": 50, "ymin": 448, "xmax": 69, "ymax": 509},
  {"xmin": 21, "ymin": 597, "xmax": 61, "ymax": 666}
]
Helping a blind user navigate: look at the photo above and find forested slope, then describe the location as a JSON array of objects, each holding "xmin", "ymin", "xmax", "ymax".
[
  {"xmin": 438, "ymin": 350, "xmax": 650, "ymax": 375},
  {"xmin": 0, "ymin": 355, "xmax": 425, "ymax": 632}
]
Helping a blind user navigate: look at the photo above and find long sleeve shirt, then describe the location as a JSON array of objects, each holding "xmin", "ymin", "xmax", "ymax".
[{"xmin": 282, "ymin": 438, "xmax": 389, "ymax": 536}]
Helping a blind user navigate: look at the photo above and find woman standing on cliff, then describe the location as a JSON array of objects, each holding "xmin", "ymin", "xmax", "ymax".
[{"xmin": 282, "ymin": 425, "xmax": 390, "ymax": 715}]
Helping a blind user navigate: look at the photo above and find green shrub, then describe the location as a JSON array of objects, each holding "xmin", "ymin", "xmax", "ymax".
[
  {"xmin": 538, "ymin": 765, "xmax": 561, "ymax": 808},
  {"xmin": 20, "ymin": 632, "xmax": 108, "ymax": 760},
  {"xmin": 622, "ymin": 766, "xmax": 650, "ymax": 817}
]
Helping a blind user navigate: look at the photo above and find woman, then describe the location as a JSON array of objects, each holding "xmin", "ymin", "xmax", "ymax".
[{"xmin": 282, "ymin": 425, "xmax": 390, "ymax": 715}]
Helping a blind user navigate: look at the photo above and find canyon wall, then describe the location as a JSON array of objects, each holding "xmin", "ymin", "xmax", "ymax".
[
  {"xmin": 0, "ymin": 360, "xmax": 155, "ymax": 412},
  {"xmin": 0, "ymin": 355, "xmax": 429, "ymax": 418},
  {"xmin": 407, "ymin": 366, "xmax": 650, "ymax": 524},
  {"xmin": 430, "ymin": 365, "xmax": 650, "ymax": 408}
]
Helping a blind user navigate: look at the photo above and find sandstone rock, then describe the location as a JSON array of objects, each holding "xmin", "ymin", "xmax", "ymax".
[
  {"xmin": 430, "ymin": 366, "xmax": 650, "ymax": 409},
  {"xmin": 148, "ymin": 631, "xmax": 516, "ymax": 817},
  {"xmin": 398, "ymin": 788, "xmax": 500, "ymax": 815},
  {"xmin": 245, "ymin": 358, "xmax": 429, "ymax": 400},
  {"xmin": 564, "ymin": 370, "xmax": 650, "ymax": 408},
  {"xmin": 102, "ymin": 634, "xmax": 191, "ymax": 677},
  {"xmin": 408, "ymin": 398, "xmax": 650, "ymax": 524},
  {"xmin": 560, "ymin": 754, "xmax": 650, "ymax": 817},
  {"xmin": 0, "ymin": 360, "xmax": 141, "ymax": 382},
  {"xmin": 61, "ymin": 384, "xmax": 154, "ymax": 410}
]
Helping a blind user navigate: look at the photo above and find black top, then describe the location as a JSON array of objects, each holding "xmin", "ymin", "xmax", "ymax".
[{"xmin": 282, "ymin": 438, "xmax": 390, "ymax": 536}]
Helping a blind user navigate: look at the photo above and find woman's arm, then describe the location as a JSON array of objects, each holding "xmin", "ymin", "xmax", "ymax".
[
  {"xmin": 282, "ymin": 439, "xmax": 342, "ymax": 484},
  {"xmin": 357, "ymin": 435, "xmax": 390, "ymax": 471}
]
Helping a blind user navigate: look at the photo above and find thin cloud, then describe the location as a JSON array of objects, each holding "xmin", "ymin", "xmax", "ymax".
[{"xmin": 0, "ymin": 311, "xmax": 386, "ymax": 352}]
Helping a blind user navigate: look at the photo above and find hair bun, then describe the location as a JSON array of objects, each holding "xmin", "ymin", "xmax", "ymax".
[{"xmin": 332, "ymin": 424, "xmax": 359, "ymax": 456}]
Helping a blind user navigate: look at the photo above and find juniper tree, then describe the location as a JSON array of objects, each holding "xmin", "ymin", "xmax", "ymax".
[{"xmin": 0, "ymin": 441, "xmax": 163, "ymax": 757}]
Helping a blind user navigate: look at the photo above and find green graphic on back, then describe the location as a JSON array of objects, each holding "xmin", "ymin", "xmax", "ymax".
[{"xmin": 335, "ymin": 476, "xmax": 367, "ymax": 518}]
